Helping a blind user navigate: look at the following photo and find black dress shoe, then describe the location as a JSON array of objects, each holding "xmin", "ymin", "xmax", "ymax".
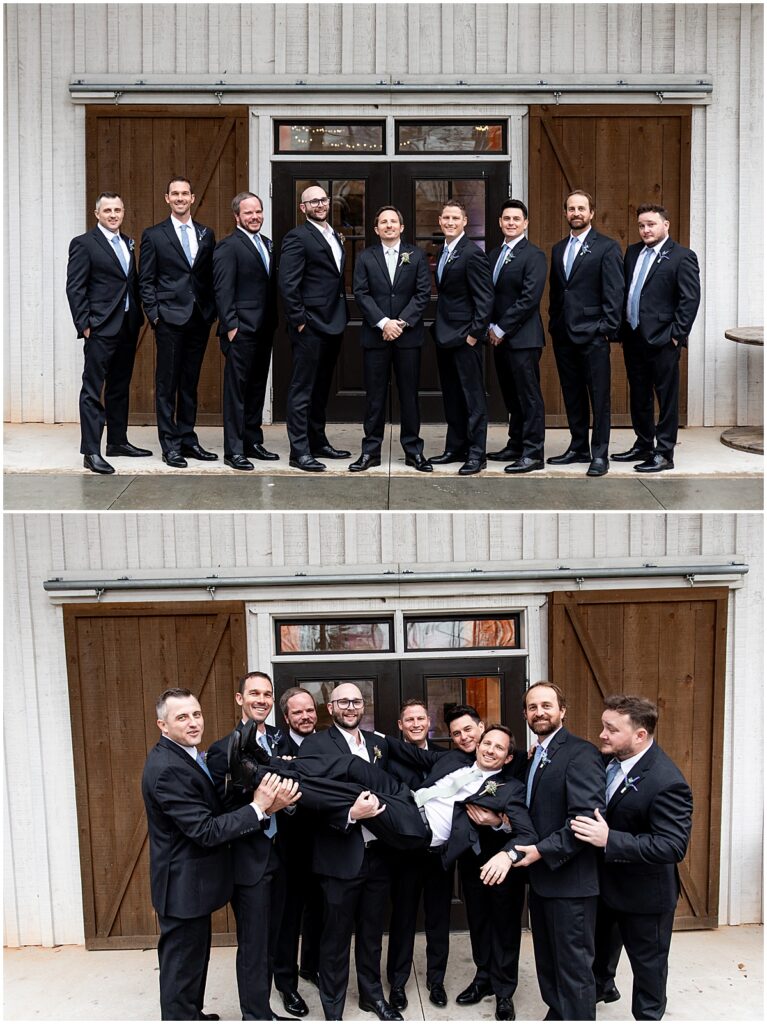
[
  {"xmin": 349, "ymin": 453, "xmax": 381, "ymax": 472},
  {"xmin": 496, "ymin": 996, "xmax": 516, "ymax": 1020},
  {"xmin": 427, "ymin": 982, "xmax": 447, "ymax": 1007},
  {"xmin": 298, "ymin": 969, "xmax": 320, "ymax": 988},
  {"xmin": 162, "ymin": 450, "xmax": 188, "ymax": 468},
  {"xmin": 245, "ymin": 443, "xmax": 280, "ymax": 461},
  {"xmin": 456, "ymin": 980, "xmax": 493, "ymax": 1005},
  {"xmin": 488, "ymin": 445, "xmax": 522, "ymax": 462},
  {"xmin": 587, "ymin": 457, "xmax": 608, "ymax": 477},
  {"xmin": 358, "ymin": 998, "xmax": 402, "ymax": 1021},
  {"xmin": 504, "ymin": 456, "xmax": 545, "ymax": 474},
  {"xmin": 290, "ymin": 455, "xmax": 326, "ymax": 472},
  {"xmin": 200, "ymin": 1015, "xmax": 220, "ymax": 1021},
  {"xmin": 405, "ymin": 453, "xmax": 433, "ymax": 472},
  {"xmin": 611, "ymin": 446, "xmax": 653, "ymax": 462},
  {"xmin": 546, "ymin": 449, "xmax": 591, "ymax": 465},
  {"xmin": 312, "ymin": 444, "xmax": 351, "ymax": 459},
  {"xmin": 458, "ymin": 457, "xmax": 487, "ymax": 475},
  {"xmin": 83, "ymin": 453, "xmax": 115, "ymax": 474},
  {"xmin": 270, "ymin": 1010, "xmax": 290, "ymax": 1021},
  {"xmin": 596, "ymin": 983, "xmax": 621, "ymax": 1004},
  {"xmin": 180, "ymin": 443, "xmax": 218, "ymax": 461},
  {"xmin": 279, "ymin": 989, "xmax": 309, "ymax": 1017},
  {"xmin": 224, "ymin": 454, "xmax": 254, "ymax": 471},
  {"xmin": 635, "ymin": 453, "xmax": 674, "ymax": 473},
  {"xmin": 389, "ymin": 986, "xmax": 407, "ymax": 1011},
  {"xmin": 105, "ymin": 442, "xmax": 152, "ymax": 457},
  {"xmin": 429, "ymin": 449, "xmax": 467, "ymax": 465}
]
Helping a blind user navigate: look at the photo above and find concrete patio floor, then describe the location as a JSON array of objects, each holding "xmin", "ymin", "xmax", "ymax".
[
  {"xmin": 3, "ymin": 423, "xmax": 763, "ymax": 511},
  {"xmin": 3, "ymin": 925, "xmax": 762, "ymax": 1021}
]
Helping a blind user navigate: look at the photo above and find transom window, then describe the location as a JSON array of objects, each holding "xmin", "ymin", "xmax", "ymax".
[
  {"xmin": 396, "ymin": 121, "xmax": 507, "ymax": 154},
  {"xmin": 276, "ymin": 618, "xmax": 394, "ymax": 654},
  {"xmin": 404, "ymin": 614, "xmax": 520, "ymax": 651},
  {"xmin": 276, "ymin": 121, "xmax": 385, "ymax": 154}
]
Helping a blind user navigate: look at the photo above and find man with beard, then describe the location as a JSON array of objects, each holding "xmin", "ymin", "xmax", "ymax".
[
  {"xmin": 279, "ymin": 184, "xmax": 351, "ymax": 471},
  {"xmin": 511, "ymin": 682, "xmax": 604, "ymax": 1020},
  {"xmin": 547, "ymin": 190, "xmax": 624, "ymax": 477},
  {"xmin": 272, "ymin": 688, "xmax": 323, "ymax": 1018}
]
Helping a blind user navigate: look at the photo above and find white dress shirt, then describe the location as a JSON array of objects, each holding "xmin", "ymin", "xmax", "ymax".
[
  {"xmin": 606, "ymin": 741, "xmax": 653, "ymax": 802},
  {"xmin": 422, "ymin": 763, "xmax": 501, "ymax": 847},
  {"xmin": 172, "ymin": 214, "xmax": 199, "ymax": 259},
  {"xmin": 308, "ymin": 218, "xmax": 343, "ymax": 271},
  {"xmin": 338, "ymin": 727, "xmax": 377, "ymax": 842},
  {"xmin": 98, "ymin": 222, "xmax": 130, "ymax": 268}
]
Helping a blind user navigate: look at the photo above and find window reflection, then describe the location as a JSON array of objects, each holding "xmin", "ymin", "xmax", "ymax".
[
  {"xmin": 294, "ymin": 178, "xmax": 365, "ymax": 294},
  {"xmin": 397, "ymin": 122, "xmax": 505, "ymax": 154},
  {"xmin": 425, "ymin": 675, "xmax": 502, "ymax": 742},
  {"xmin": 412, "ymin": 179, "xmax": 487, "ymax": 279},
  {"xmin": 278, "ymin": 620, "xmax": 391, "ymax": 654},
  {"xmin": 406, "ymin": 617, "xmax": 517, "ymax": 650},
  {"xmin": 299, "ymin": 679, "xmax": 376, "ymax": 732},
  {"xmin": 278, "ymin": 123, "xmax": 384, "ymax": 154}
]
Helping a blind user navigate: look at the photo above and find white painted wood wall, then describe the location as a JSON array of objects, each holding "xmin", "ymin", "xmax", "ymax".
[
  {"xmin": 3, "ymin": 3, "xmax": 763, "ymax": 426},
  {"xmin": 3, "ymin": 512, "xmax": 763, "ymax": 945}
]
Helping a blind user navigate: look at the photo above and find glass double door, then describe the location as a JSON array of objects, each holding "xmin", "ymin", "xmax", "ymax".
[{"xmin": 271, "ymin": 161, "xmax": 510, "ymax": 423}]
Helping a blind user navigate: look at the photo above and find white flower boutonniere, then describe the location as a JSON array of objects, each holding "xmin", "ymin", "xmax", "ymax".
[
  {"xmin": 128, "ymin": 238, "xmax": 135, "ymax": 252},
  {"xmin": 657, "ymin": 249, "xmax": 671, "ymax": 263},
  {"xmin": 446, "ymin": 251, "xmax": 460, "ymax": 265},
  {"xmin": 579, "ymin": 242, "xmax": 592, "ymax": 257},
  {"xmin": 503, "ymin": 251, "xmax": 516, "ymax": 266},
  {"xmin": 538, "ymin": 748, "xmax": 551, "ymax": 769},
  {"xmin": 620, "ymin": 775, "xmax": 640, "ymax": 794},
  {"xmin": 399, "ymin": 251, "xmax": 411, "ymax": 267},
  {"xmin": 197, "ymin": 227, "xmax": 207, "ymax": 243},
  {"xmin": 336, "ymin": 231, "xmax": 346, "ymax": 246},
  {"xmin": 479, "ymin": 780, "xmax": 504, "ymax": 797},
  {"xmin": 373, "ymin": 745, "xmax": 383, "ymax": 763}
]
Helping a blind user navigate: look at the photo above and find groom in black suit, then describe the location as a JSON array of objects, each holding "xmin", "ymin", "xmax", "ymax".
[
  {"xmin": 139, "ymin": 177, "xmax": 218, "ymax": 467},
  {"xmin": 66, "ymin": 191, "xmax": 150, "ymax": 474},
  {"xmin": 278, "ymin": 184, "xmax": 351, "ymax": 472},
  {"xmin": 571, "ymin": 695, "xmax": 693, "ymax": 1020},
  {"xmin": 351, "ymin": 206, "xmax": 432, "ymax": 472},
  {"xmin": 547, "ymin": 190, "xmax": 624, "ymax": 476},
  {"xmin": 614, "ymin": 205, "xmax": 701, "ymax": 473}
]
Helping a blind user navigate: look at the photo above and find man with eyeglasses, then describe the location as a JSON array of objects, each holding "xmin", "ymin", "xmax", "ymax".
[{"xmin": 278, "ymin": 185, "xmax": 351, "ymax": 472}]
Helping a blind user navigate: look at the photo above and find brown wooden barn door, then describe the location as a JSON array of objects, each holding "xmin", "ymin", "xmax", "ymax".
[
  {"xmin": 548, "ymin": 587, "xmax": 727, "ymax": 929},
  {"xmin": 528, "ymin": 106, "xmax": 692, "ymax": 427},
  {"xmin": 85, "ymin": 106, "xmax": 250, "ymax": 426},
  {"xmin": 63, "ymin": 601, "xmax": 248, "ymax": 949}
]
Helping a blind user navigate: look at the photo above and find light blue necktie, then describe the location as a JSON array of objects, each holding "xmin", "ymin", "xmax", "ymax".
[
  {"xmin": 179, "ymin": 223, "xmax": 194, "ymax": 266},
  {"xmin": 526, "ymin": 744, "xmax": 545, "ymax": 807},
  {"xmin": 196, "ymin": 752, "xmax": 213, "ymax": 781},
  {"xmin": 437, "ymin": 245, "xmax": 449, "ymax": 282},
  {"xmin": 564, "ymin": 236, "xmax": 578, "ymax": 279},
  {"xmin": 253, "ymin": 233, "xmax": 270, "ymax": 272},
  {"xmin": 628, "ymin": 247, "xmax": 654, "ymax": 328},
  {"xmin": 493, "ymin": 243, "xmax": 509, "ymax": 285},
  {"xmin": 111, "ymin": 234, "xmax": 129, "ymax": 310},
  {"xmin": 258, "ymin": 732, "xmax": 277, "ymax": 838},
  {"xmin": 605, "ymin": 758, "xmax": 622, "ymax": 800}
]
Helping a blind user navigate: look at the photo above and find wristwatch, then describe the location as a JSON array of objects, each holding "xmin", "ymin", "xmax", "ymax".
[{"xmin": 505, "ymin": 849, "xmax": 517, "ymax": 863}]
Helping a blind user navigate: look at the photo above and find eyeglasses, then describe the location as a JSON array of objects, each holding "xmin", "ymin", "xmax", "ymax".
[
  {"xmin": 331, "ymin": 698, "xmax": 364, "ymax": 709},
  {"xmin": 303, "ymin": 198, "xmax": 330, "ymax": 208}
]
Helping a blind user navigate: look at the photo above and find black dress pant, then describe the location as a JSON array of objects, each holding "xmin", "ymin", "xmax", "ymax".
[
  {"xmin": 273, "ymin": 839, "xmax": 323, "ymax": 992},
  {"xmin": 78, "ymin": 316, "xmax": 138, "ymax": 454},
  {"xmin": 459, "ymin": 850, "xmax": 526, "ymax": 999},
  {"xmin": 593, "ymin": 899, "xmax": 676, "ymax": 1021},
  {"xmin": 156, "ymin": 911, "xmax": 211, "ymax": 1020},
  {"xmin": 552, "ymin": 335, "xmax": 611, "ymax": 459},
  {"xmin": 231, "ymin": 844, "xmax": 285, "ymax": 1020},
  {"xmin": 286, "ymin": 324, "xmax": 343, "ymax": 458},
  {"xmin": 155, "ymin": 308, "xmax": 211, "ymax": 453},
  {"xmin": 435, "ymin": 341, "xmax": 487, "ymax": 459},
  {"xmin": 528, "ymin": 890, "xmax": 598, "ymax": 1021},
  {"xmin": 386, "ymin": 846, "xmax": 454, "ymax": 989},
  {"xmin": 493, "ymin": 344, "xmax": 545, "ymax": 458},
  {"xmin": 317, "ymin": 842, "xmax": 391, "ymax": 1020},
  {"xmin": 622, "ymin": 332, "xmax": 682, "ymax": 458},
  {"xmin": 361, "ymin": 345, "xmax": 423, "ymax": 457},
  {"xmin": 220, "ymin": 327, "xmax": 274, "ymax": 457}
]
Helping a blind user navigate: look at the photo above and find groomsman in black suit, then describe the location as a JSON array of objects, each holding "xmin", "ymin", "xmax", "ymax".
[
  {"xmin": 487, "ymin": 200, "xmax": 548, "ymax": 473},
  {"xmin": 206, "ymin": 672, "xmax": 299, "ymax": 1021},
  {"xmin": 66, "ymin": 192, "xmax": 151, "ymax": 474},
  {"xmin": 278, "ymin": 184, "xmax": 351, "ymax": 472},
  {"xmin": 213, "ymin": 192, "xmax": 280, "ymax": 471},
  {"xmin": 429, "ymin": 200, "xmax": 494, "ymax": 475},
  {"xmin": 141, "ymin": 687, "xmax": 287, "ymax": 1021},
  {"xmin": 547, "ymin": 190, "xmax": 624, "ymax": 476},
  {"xmin": 614, "ymin": 205, "xmax": 701, "ymax": 473},
  {"xmin": 351, "ymin": 206, "xmax": 432, "ymax": 472},
  {"xmin": 513, "ymin": 682, "xmax": 605, "ymax": 1020},
  {"xmin": 139, "ymin": 177, "xmax": 217, "ymax": 468},
  {"xmin": 571, "ymin": 695, "xmax": 693, "ymax": 1020}
]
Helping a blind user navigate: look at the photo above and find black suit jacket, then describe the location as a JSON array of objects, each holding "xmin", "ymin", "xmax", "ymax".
[
  {"xmin": 297, "ymin": 725, "xmax": 389, "ymax": 878},
  {"xmin": 141, "ymin": 735, "xmax": 260, "ymax": 918},
  {"xmin": 524, "ymin": 727, "xmax": 605, "ymax": 898},
  {"xmin": 548, "ymin": 228, "xmax": 624, "ymax": 345},
  {"xmin": 353, "ymin": 244, "xmax": 431, "ymax": 349},
  {"xmin": 619, "ymin": 239, "xmax": 701, "ymax": 348},
  {"xmin": 432, "ymin": 236, "xmax": 494, "ymax": 348},
  {"xmin": 487, "ymin": 237, "xmax": 547, "ymax": 350},
  {"xmin": 278, "ymin": 221, "xmax": 348, "ymax": 334},
  {"xmin": 138, "ymin": 217, "xmax": 216, "ymax": 326},
  {"xmin": 66, "ymin": 226, "xmax": 143, "ymax": 338},
  {"xmin": 212, "ymin": 229, "xmax": 278, "ymax": 336},
  {"xmin": 601, "ymin": 743, "xmax": 692, "ymax": 914}
]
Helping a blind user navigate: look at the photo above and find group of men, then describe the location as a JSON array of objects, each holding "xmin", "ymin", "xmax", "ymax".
[
  {"xmin": 142, "ymin": 674, "xmax": 693, "ymax": 1022},
  {"xmin": 67, "ymin": 180, "xmax": 700, "ymax": 478}
]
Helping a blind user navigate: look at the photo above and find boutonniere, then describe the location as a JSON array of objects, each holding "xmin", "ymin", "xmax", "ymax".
[
  {"xmin": 335, "ymin": 231, "xmax": 345, "ymax": 246},
  {"xmin": 269, "ymin": 729, "xmax": 283, "ymax": 749},
  {"xmin": 128, "ymin": 238, "xmax": 135, "ymax": 252},
  {"xmin": 503, "ymin": 250, "xmax": 516, "ymax": 266},
  {"xmin": 265, "ymin": 237, "xmax": 273, "ymax": 253},
  {"xmin": 656, "ymin": 249, "xmax": 671, "ymax": 263},
  {"xmin": 579, "ymin": 242, "xmax": 591, "ymax": 257},
  {"xmin": 446, "ymin": 250, "xmax": 461, "ymax": 264},
  {"xmin": 196, "ymin": 227, "xmax": 207, "ymax": 243},
  {"xmin": 373, "ymin": 745, "xmax": 382, "ymax": 763},
  {"xmin": 479, "ymin": 780, "xmax": 504, "ymax": 797},
  {"xmin": 399, "ymin": 251, "xmax": 412, "ymax": 266},
  {"xmin": 538, "ymin": 748, "xmax": 551, "ymax": 769},
  {"xmin": 620, "ymin": 775, "xmax": 640, "ymax": 794}
]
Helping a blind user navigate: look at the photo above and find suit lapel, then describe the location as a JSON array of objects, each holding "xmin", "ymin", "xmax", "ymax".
[
  {"xmin": 160, "ymin": 734, "xmax": 212, "ymax": 784},
  {"xmin": 442, "ymin": 236, "xmax": 467, "ymax": 280},
  {"xmin": 162, "ymin": 217, "xmax": 189, "ymax": 264},
  {"xmin": 305, "ymin": 222, "xmax": 343, "ymax": 276},
  {"xmin": 235, "ymin": 228, "xmax": 270, "ymax": 276},
  {"xmin": 529, "ymin": 728, "xmax": 566, "ymax": 804},
  {"xmin": 642, "ymin": 239, "xmax": 674, "ymax": 289},
  {"xmin": 372, "ymin": 244, "xmax": 389, "ymax": 282},
  {"xmin": 607, "ymin": 743, "xmax": 657, "ymax": 812},
  {"xmin": 392, "ymin": 247, "xmax": 414, "ymax": 286},
  {"xmin": 93, "ymin": 226, "xmax": 127, "ymax": 275},
  {"xmin": 566, "ymin": 230, "xmax": 595, "ymax": 285}
]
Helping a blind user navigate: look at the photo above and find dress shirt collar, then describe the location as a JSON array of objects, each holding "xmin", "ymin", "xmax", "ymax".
[
  {"xmin": 334, "ymin": 724, "xmax": 366, "ymax": 752},
  {"xmin": 237, "ymin": 225, "xmax": 261, "ymax": 241},
  {"xmin": 443, "ymin": 231, "xmax": 465, "ymax": 254},
  {"xmin": 171, "ymin": 214, "xmax": 195, "ymax": 232},
  {"xmin": 536, "ymin": 725, "xmax": 563, "ymax": 751},
  {"xmin": 166, "ymin": 736, "xmax": 198, "ymax": 761},
  {"xmin": 643, "ymin": 237, "xmax": 668, "ymax": 254},
  {"xmin": 289, "ymin": 728, "xmax": 309, "ymax": 747},
  {"xmin": 307, "ymin": 218, "xmax": 333, "ymax": 238},
  {"xmin": 382, "ymin": 242, "xmax": 400, "ymax": 255},
  {"xmin": 569, "ymin": 226, "xmax": 592, "ymax": 244},
  {"xmin": 98, "ymin": 223, "xmax": 121, "ymax": 241},
  {"xmin": 615, "ymin": 740, "xmax": 653, "ymax": 776},
  {"xmin": 503, "ymin": 235, "xmax": 526, "ymax": 251}
]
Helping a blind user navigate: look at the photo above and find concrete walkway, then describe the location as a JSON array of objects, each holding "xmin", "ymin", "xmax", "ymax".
[
  {"xmin": 3, "ymin": 424, "xmax": 763, "ymax": 511},
  {"xmin": 3, "ymin": 925, "xmax": 762, "ymax": 1021}
]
